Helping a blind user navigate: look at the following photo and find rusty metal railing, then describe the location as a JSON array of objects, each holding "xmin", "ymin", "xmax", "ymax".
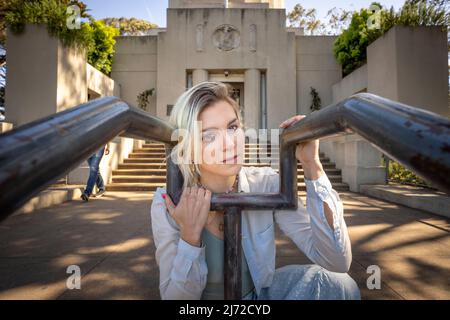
[{"xmin": 0, "ymin": 92, "xmax": 449, "ymax": 300}]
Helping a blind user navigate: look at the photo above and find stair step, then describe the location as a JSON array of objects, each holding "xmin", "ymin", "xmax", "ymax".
[
  {"xmin": 107, "ymin": 182, "xmax": 349, "ymax": 192},
  {"xmin": 129, "ymin": 154, "xmax": 166, "ymax": 159},
  {"xmin": 112, "ymin": 177, "xmax": 167, "ymax": 183},
  {"xmin": 111, "ymin": 175, "xmax": 342, "ymax": 184},
  {"xmin": 141, "ymin": 145, "xmax": 323, "ymax": 152},
  {"xmin": 112, "ymin": 168, "xmax": 168, "ymax": 175},
  {"xmin": 133, "ymin": 149, "xmax": 169, "ymax": 154},
  {"xmin": 124, "ymin": 158, "xmax": 168, "ymax": 163},
  {"xmin": 112, "ymin": 168, "xmax": 342, "ymax": 176},
  {"xmin": 106, "ymin": 183, "xmax": 166, "ymax": 191},
  {"xmin": 110, "ymin": 145, "xmax": 346, "ymax": 193},
  {"xmin": 131, "ymin": 151, "xmax": 328, "ymax": 160},
  {"xmin": 117, "ymin": 163, "xmax": 337, "ymax": 169},
  {"xmin": 122, "ymin": 158, "xmax": 333, "ymax": 165}
]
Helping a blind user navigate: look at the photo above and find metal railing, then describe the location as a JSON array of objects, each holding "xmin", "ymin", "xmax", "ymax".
[{"xmin": 0, "ymin": 92, "xmax": 449, "ymax": 300}]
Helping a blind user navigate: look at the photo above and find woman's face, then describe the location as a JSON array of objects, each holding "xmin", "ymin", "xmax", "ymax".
[{"xmin": 196, "ymin": 100, "xmax": 245, "ymax": 178}]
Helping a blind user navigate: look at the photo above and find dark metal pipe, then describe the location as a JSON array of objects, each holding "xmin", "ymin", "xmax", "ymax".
[
  {"xmin": 281, "ymin": 93, "xmax": 450, "ymax": 193},
  {"xmin": 1, "ymin": 92, "xmax": 449, "ymax": 301},
  {"xmin": 224, "ymin": 206, "xmax": 242, "ymax": 300},
  {"xmin": 0, "ymin": 97, "xmax": 174, "ymax": 220}
]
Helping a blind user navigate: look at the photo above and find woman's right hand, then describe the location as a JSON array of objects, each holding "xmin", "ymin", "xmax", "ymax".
[{"xmin": 163, "ymin": 187, "xmax": 212, "ymax": 247}]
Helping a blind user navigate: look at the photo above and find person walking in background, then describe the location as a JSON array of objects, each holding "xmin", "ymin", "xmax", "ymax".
[{"xmin": 81, "ymin": 143, "xmax": 110, "ymax": 202}]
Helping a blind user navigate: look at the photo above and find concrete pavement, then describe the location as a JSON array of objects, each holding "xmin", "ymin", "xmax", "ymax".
[{"xmin": 0, "ymin": 191, "xmax": 448, "ymax": 299}]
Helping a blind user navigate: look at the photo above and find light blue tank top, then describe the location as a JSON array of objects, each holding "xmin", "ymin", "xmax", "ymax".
[{"xmin": 200, "ymin": 228, "xmax": 255, "ymax": 300}]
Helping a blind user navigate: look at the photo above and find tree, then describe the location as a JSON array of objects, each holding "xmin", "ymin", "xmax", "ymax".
[
  {"xmin": 287, "ymin": 4, "xmax": 325, "ymax": 35},
  {"xmin": 287, "ymin": 4, "xmax": 352, "ymax": 36},
  {"xmin": 325, "ymin": 7, "xmax": 353, "ymax": 35},
  {"xmin": 333, "ymin": 6, "xmax": 384, "ymax": 76},
  {"xmin": 84, "ymin": 20, "xmax": 119, "ymax": 75},
  {"xmin": 101, "ymin": 17, "xmax": 158, "ymax": 36},
  {"xmin": 2, "ymin": 1, "xmax": 120, "ymax": 75},
  {"xmin": 2, "ymin": 0, "xmax": 93, "ymax": 48},
  {"xmin": 334, "ymin": 0, "xmax": 449, "ymax": 76}
]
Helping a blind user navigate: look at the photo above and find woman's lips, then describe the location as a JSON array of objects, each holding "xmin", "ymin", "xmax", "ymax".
[{"xmin": 223, "ymin": 154, "xmax": 239, "ymax": 163}]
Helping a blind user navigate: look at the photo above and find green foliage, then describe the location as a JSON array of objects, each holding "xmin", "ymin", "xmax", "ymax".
[
  {"xmin": 333, "ymin": 5, "xmax": 384, "ymax": 76},
  {"xmin": 85, "ymin": 20, "xmax": 119, "ymax": 75},
  {"xmin": 3, "ymin": 0, "xmax": 92, "ymax": 48},
  {"xmin": 309, "ymin": 87, "xmax": 322, "ymax": 111},
  {"xmin": 394, "ymin": 0, "xmax": 449, "ymax": 28},
  {"xmin": 137, "ymin": 88, "xmax": 155, "ymax": 111},
  {"xmin": 334, "ymin": 0, "xmax": 449, "ymax": 76},
  {"xmin": 101, "ymin": 17, "xmax": 158, "ymax": 36},
  {"xmin": 2, "ymin": 0, "xmax": 120, "ymax": 75},
  {"xmin": 389, "ymin": 161, "xmax": 429, "ymax": 187}
]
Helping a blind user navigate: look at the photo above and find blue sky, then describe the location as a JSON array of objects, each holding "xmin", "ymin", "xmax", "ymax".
[{"xmin": 83, "ymin": 0, "xmax": 408, "ymax": 27}]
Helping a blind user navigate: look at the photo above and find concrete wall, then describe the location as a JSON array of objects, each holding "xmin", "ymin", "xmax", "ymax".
[
  {"xmin": 4, "ymin": 24, "xmax": 140, "ymax": 188},
  {"xmin": 169, "ymin": 0, "xmax": 226, "ymax": 8},
  {"xmin": 320, "ymin": 134, "xmax": 386, "ymax": 192},
  {"xmin": 367, "ymin": 25, "xmax": 449, "ymax": 117},
  {"xmin": 68, "ymin": 63, "xmax": 133, "ymax": 186},
  {"xmin": 324, "ymin": 26, "xmax": 449, "ymax": 191},
  {"xmin": 331, "ymin": 26, "xmax": 448, "ymax": 116},
  {"xmin": 156, "ymin": 8, "xmax": 297, "ymax": 130},
  {"xmin": 6, "ymin": 25, "xmax": 59, "ymax": 126},
  {"xmin": 56, "ymin": 40, "xmax": 87, "ymax": 112},
  {"xmin": 111, "ymin": 36, "xmax": 158, "ymax": 115},
  {"xmin": 169, "ymin": 0, "xmax": 284, "ymax": 8},
  {"xmin": 332, "ymin": 64, "xmax": 367, "ymax": 103},
  {"xmin": 296, "ymin": 36, "xmax": 342, "ymax": 115},
  {"xmin": 67, "ymin": 136, "xmax": 137, "ymax": 186},
  {"xmin": 87, "ymin": 63, "xmax": 121, "ymax": 97},
  {"xmin": 6, "ymin": 24, "xmax": 90, "ymax": 126}
]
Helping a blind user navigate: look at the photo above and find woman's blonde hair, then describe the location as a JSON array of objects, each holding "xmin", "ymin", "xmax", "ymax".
[{"xmin": 168, "ymin": 81, "xmax": 243, "ymax": 188}]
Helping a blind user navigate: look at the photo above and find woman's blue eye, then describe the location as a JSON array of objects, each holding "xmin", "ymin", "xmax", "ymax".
[{"xmin": 202, "ymin": 134, "xmax": 216, "ymax": 143}]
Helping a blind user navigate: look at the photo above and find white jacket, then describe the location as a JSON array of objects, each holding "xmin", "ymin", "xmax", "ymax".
[{"xmin": 150, "ymin": 166, "xmax": 352, "ymax": 300}]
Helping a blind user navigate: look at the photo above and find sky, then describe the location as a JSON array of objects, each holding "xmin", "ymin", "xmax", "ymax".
[{"xmin": 83, "ymin": 0, "xmax": 408, "ymax": 28}]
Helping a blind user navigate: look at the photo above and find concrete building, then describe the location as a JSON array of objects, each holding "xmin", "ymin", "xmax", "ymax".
[
  {"xmin": 111, "ymin": 0, "xmax": 341, "ymax": 131},
  {"xmin": 109, "ymin": 0, "xmax": 448, "ymax": 192},
  {"xmin": 4, "ymin": 0, "xmax": 448, "ymax": 193}
]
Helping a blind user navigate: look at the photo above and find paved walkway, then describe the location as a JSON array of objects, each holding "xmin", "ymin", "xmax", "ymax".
[{"xmin": 0, "ymin": 191, "xmax": 448, "ymax": 299}]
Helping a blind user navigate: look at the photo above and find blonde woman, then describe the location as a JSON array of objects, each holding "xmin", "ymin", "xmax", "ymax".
[{"xmin": 150, "ymin": 81, "xmax": 360, "ymax": 300}]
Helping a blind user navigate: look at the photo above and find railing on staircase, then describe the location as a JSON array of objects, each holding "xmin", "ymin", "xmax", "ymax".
[{"xmin": 0, "ymin": 93, "xmax": 449, "ymax": 299}]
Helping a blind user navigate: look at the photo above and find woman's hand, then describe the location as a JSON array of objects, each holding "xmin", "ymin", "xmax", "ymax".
[
  {"xmin": 280, "ymin": 115, "xmax": 324, "ymax": 180},
  {"xmin": 163, "ymin": 187, "xmax": 212, "ymax": 247},
  {"xmin": 279, "ymin": 115, "xmax": 320, "ymax": 164}
]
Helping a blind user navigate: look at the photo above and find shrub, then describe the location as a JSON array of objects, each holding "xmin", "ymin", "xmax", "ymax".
[
  {"xmin": 84, "ymin": 20, "xmax": 119, "ymax": 75},
  {"xmin": 4, "ymin": 0, "xmax": 92, "ymax": 48},
  {"xmin": 389, "ymin": 160, "xmax": 430, "ymax": 187},
  {"xmin": 3, "ymin": 0, "xmax": 120, "ymax": 75},
  {"xmin": 334, "ymin": 0, "xmax": 449, "ymax": 76}
]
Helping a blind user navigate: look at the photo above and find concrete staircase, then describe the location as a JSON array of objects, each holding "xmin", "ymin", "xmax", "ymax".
[{"xmin": 107, "ymin": 142, "xmax": 349, "ymax": 195}]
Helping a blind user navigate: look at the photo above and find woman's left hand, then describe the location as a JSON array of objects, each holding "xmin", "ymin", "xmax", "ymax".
[{"xmin": 279, "ymin": 115, "xmax": 320, "ymax": 164}]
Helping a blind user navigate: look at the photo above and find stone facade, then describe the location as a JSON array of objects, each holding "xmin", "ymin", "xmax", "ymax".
[{"xmin": 111, "ymin": 1, "xmax": 340, "ymax": 131}]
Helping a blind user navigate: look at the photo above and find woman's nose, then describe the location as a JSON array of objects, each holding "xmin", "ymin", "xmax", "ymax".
[{"xmin": 223, "ymin": 129, "xmax": 236, "ymax": 150}]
